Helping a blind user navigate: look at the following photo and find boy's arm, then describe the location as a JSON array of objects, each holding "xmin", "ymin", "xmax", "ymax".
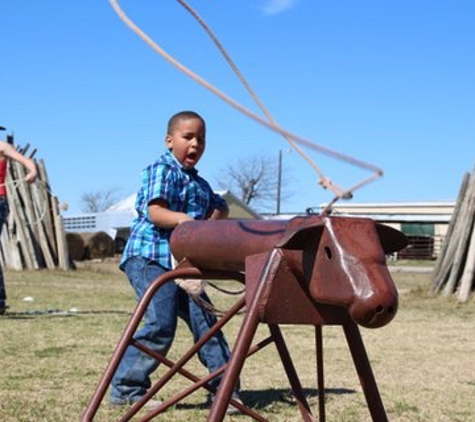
[
  {"xmin": 209, "ymin": 191, "xmax": 229, "ymax": 220},
  {"xmin": 209, "ymin": 208, "xmax": 229, "ymax": 220},
  {"xmin": 148, "ymin": 199, "xmax": 193, "ymax": 229},
  {"xmin": 0, "ymin": 141, "xmax": 38, "ymax": 183}
]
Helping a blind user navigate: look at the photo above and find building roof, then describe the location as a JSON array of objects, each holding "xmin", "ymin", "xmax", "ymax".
[
  {"xmin": 262, "ymin": 201, "xmax": 455, "ymax": 223},
  {"xmin": 106, "ymin": 190, "xmax": 260, "ymax": 220}
]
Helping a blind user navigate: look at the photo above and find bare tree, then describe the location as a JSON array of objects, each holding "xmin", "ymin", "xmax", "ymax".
[
  {"xmin": 217, "ymin": 154, "xmax": 292, "ymax": 212},
  {"xmin": 80, "ymin": 188, "xmax": 122, "ymax": 213}
]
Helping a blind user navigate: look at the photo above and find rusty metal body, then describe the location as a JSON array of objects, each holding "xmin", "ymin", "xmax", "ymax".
[
  {"xmin": 171, "ymin": 215, "xmax": 406, "ymax": 328},
  {"xmin": 83, "ymin": 215, "xmax": 406, "ymax": 421}
]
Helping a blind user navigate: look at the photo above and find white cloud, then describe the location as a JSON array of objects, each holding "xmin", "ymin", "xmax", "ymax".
[{"xmin": 261, "ymin": 0, "xmax": 299, "ymax": 16}]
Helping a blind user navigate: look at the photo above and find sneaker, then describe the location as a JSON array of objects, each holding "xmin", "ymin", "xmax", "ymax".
[
  {"xmin": 226, "ymin": 396, "xmax": 244, "ymax": 415},
  {"xmin": 211, "ymin": 393, "xmax": 243, "ymax": 415},
  {"xmin": 110, "ymin": 397, "xmax": 162, "ymax": 410},
  {"xmin": 143, "ymin": 399, "xmax": 163, "ymax": 410}
]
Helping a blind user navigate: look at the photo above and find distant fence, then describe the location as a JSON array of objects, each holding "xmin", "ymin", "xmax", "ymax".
[{"xmin": 397, "ymin": 234, "xmax": 444, "ymax": 260}]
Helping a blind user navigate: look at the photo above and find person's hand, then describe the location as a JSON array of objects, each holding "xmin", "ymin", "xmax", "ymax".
[
  {"xmin": 25, "ymin": 169, "xmax": 38, "ymax": 184},
  {"xmin": 177, "ymin": 214, "xmax": 194, "ymax": 225}
]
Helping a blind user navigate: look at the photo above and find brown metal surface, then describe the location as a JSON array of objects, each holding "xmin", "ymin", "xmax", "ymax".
[{"xmin": 172, "ymin": 215, "xmax": 407, "ymax": 329}]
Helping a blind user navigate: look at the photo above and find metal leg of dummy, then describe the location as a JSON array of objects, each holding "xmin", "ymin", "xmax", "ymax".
[
  {"xmin": 268, "ymin": 323, "xmax": 316, "ymax": 422},
  {"xmin": 343, "ymin": 321, "xmax": 388, "ymax": 422},
  {"xmin": 316, "ymin": 325, "xmax": 325, "ymax": 422},
  {"xmin": 83, "ymin": 266, "xmax": 244, "ymax": 422},
  {"xmin": 124, "ymin": 297, "xmax": 258, "ymax": 422},
  {"xmin": 82, "ymin": 270, "xmax": 181, "ymax": 421}
]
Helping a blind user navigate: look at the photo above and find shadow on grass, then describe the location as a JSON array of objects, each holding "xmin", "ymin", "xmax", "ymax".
[
  {"xmin": 176, "ymin": 387, "xmax": 356, "ymax": 411},
  {"xmin": 240, "ymin": 387, "xmax": 356, "ymax": 409},
  {"xmin": 1, "ymin": 309, "xmax": 132, "ymax": 319}
]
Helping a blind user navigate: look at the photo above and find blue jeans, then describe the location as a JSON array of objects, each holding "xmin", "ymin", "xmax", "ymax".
[
  {"xmin": 110, "ymin": 256, "xmax": 234, "ymax": 404},
  {"xmin": 0, "ymin": 197, "xmax": 9, "ymax": 304}
]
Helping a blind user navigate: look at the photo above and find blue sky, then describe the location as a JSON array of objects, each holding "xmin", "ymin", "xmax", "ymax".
[{"xmin": 1, "ymin": 0, "xmax": 474, "ymax": 215}]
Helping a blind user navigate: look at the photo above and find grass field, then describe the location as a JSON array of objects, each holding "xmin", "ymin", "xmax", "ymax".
[{"xmin": 0, "ymin": 259, "xmax": 474, "ymax": 421}]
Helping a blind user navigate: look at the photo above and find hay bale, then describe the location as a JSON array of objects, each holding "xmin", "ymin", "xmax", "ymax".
[
  {"xmin": 66, "ymin": 232, "xmax": 86, "ymax": 261},
  {"xmin": 80, "ymin": 231, "xmax": 115, "ymax": 260}
]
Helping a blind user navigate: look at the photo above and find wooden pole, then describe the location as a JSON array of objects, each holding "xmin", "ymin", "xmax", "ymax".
[
  {"xmin": 431, "ymin": 172, "xmax": 470, "ymax": 289},
  {"xmin": 457, "ymin": 219, "xmax": 475, "ymax": 302},
  {"xmin": 52, "ymin": 196, "xmax": 70, "ymax": 270},
  {"xmin": 443, "ymin": 169, "xmax": 475, "ymax": 296},
  {"xmin": 36, "ymin": 160, "xmax": 57, "ymax": 256},
  {"xmin": 6, "ymin": 214, "xmax": 23, "ymax": 270},
  {"xmin": 5, "ymin": 172, "xmax": 39, "ymax": 270},
  {"xmin": 28, "ymin": 181, "xmax": 56, "ymax": 269},
  {"xmin": 433, "ymin": 191, "xmax": 468, "ymax": 293},
  {"xmin": 10, "ymin": 161, "xmax": 44, "ymax": 266}
]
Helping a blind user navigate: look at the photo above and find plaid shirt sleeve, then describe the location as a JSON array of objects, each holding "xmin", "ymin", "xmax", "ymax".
[{"xmin": 146, "ymin": 162, "xmax": 177, "ymax": 207}]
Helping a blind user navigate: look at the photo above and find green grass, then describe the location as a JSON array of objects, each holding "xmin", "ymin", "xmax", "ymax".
[{"xmin": 0, "ymin": 260, "xmax": 474, "ymax": 421}]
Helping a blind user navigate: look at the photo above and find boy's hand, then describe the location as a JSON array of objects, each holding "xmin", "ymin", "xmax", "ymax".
[
  {"xmin": 209, "ymin": 208, "xmax": 229, "ymax": 220},
  {"xmin": 177, "ymin": 214, "xmax": 194, "ymax": 225},
  {"xmin": 148, "ymin": 200, "xmax": 193, "ymax": 228}
]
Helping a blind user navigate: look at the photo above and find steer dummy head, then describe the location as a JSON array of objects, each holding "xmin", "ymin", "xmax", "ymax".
[{"xmin": 277, "ymin": 216, "xmax": 407, "ymax": 328}]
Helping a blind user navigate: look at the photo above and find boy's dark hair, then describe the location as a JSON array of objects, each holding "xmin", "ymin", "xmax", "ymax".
[{"xmin": 167, "ymin": 111, "xmax": 205, "ymax": 134}]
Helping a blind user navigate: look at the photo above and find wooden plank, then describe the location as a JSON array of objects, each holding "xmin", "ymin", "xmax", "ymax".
[
  {"xmin": 433, "ymin": 187, "xmax": 470, "ymax": 293},
  {"xmin": 8, "ymin": 214, "xmax": 25, "ymax": 271},
  {"xmin": 11, "ymin": 161, "xmax": 40, "ymax": 239},
  {"xmin": 29, "ymin": 182, "xmax": 56, "ymax": 269},
  {"xmin": 431, "ymin": 172, "xmax": 470, "ymax": 292},
  {"xmin": 10, "ymin": 160, "xmax": 45, "ymax": 268},
  {"xmin": 443, "ymin": 170, "xmax": 475, "ymax": 296},
  {"xmin": 3, "ymin": 209, "xmax": 23, "ymax": 270},
  {"xmin": 457, "ymin": 217, "xmax": 475, "ymax": 302},
  {"xmin": 29, "ymin": 181, "xmax": 56, "ymax": 269},
  {"xmin": 5, "ymin": 170, "xmax": 39, "ymax": 270},
  {"xmin": 0, "ymin": 227, "xmax": 9, "ymax": 268},
  {"xmin": 36, "ymin": 160, "xmax": 56, "ymax": 256},
  {"xmin": 52, "ymin": 196, "xmax": 70, "ymax": 270}
]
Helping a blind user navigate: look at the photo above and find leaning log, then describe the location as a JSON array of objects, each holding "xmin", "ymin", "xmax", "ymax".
[
  {"xmin": 431, "ymin": 172, "xmax": 469, "ymax": 289},
  {"xmin": 457, "ymin": 220, "xmax": 475, "ymax": 302},
  {"xmin": 443, "ymin": 169, "xmax": 475, "ymax": 296}
]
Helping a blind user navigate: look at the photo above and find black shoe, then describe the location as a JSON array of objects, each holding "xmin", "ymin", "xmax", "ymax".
[{"xmin": 0, "ymin": 302, "xmax": 8, "ymax": 315}]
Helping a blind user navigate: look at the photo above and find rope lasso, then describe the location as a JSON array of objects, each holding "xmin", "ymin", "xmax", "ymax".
[{"xmin": 109, "ymin": 0, "xmax": 384, "ymax": 213}]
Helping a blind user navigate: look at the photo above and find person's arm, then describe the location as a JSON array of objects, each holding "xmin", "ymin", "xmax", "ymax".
[
  {"xmin": 209, "ymin": 207, "xmax": 229, "ymax": 220},
  {"xmin": 148, "ymin": 199, "xmax": 193, "ymax": 229},
  {"xmin": 0, "ymin": 141, "xmax": 38, "ymax": 183},
  {"xmin": 208, "ymin": 191, "xmax": 229, "ymax": 220}
]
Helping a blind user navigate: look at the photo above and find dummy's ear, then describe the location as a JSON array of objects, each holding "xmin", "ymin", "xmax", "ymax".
[
  {"xmin": 276, "ymin": 216, "xmax": 325, "ymax": 250},
  {"xmin": 376, "ymin": 223, "xmax": 408, "ymax": 254}
]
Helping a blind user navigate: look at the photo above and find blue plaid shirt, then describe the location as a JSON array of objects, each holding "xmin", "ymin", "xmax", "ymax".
[{"xmin": 120, "ymin": 151, "xmax": 228, "ymax": 270}]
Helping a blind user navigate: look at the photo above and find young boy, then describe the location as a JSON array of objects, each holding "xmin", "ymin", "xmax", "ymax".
[{"xmin": 110, "ymin": 111, "xmax": 241, "ymax": 412}]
